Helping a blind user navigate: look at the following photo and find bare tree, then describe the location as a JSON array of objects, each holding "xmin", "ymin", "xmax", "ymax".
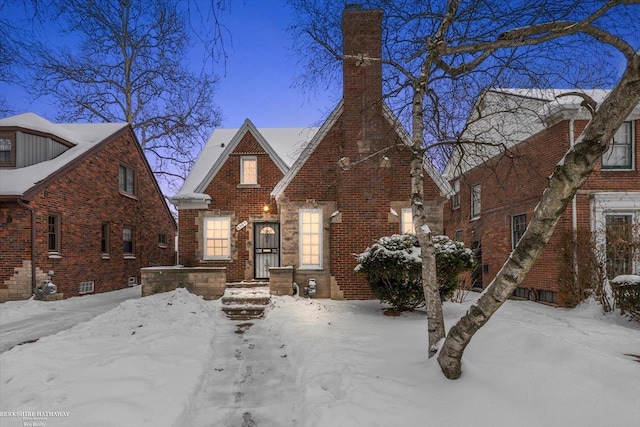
[
  {"xmin": 24, "ymin": 0, "xmax": 226, "ymax": 188},
  {"xmin": 290, "ymin": 0, "xmax": 640, "ymax": 375}
]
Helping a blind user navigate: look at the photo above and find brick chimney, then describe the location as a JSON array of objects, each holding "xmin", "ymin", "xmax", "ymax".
[{"xmin": 341, "ymin": 6, "xmax": 384, "ymax": 156}]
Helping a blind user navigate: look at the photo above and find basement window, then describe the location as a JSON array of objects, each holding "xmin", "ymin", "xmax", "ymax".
[{"xmin": 79, "ymin": 281, "xmax": 95, "ymax": 294}]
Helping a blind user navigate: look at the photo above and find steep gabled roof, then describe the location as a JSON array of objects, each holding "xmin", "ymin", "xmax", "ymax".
[
  {"xmin": 0, "ymin": 113, "xmax": 128, "ymax": 197},
  {"xmin": 443, "ymin": 88, "xmax": 634, "ymax": 179},
  {"xmin": 174, "ymin": 119, "xmax": 319, "ymax": 200},
  {"xmin": 271, "ymin": 101, "xmax": 454, "ymax": 199}
]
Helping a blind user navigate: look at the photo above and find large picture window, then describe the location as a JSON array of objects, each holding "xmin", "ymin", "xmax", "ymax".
[
  {"xmin": 204, "ymin": 217, "xmax": 231, "ymax": 259},
  {"xmin": 299, "ymin": 209, "xmax": 322, "ymax": 268},
  {"xmin": 602, "ymin": 121, "xmax": 634, "ymax": 170},
  {"xmin": 240, "ymin": 156, "xmax": 258, "ymax": 185}
]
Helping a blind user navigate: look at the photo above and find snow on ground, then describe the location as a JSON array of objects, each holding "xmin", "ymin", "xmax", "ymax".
[
  {"xmin": 1, "ymin": 289, "xmax": 639, "ymax": 427},
  {"xmin": 0, "ymin": 286, "xmax": 141, "ymax": 353}
]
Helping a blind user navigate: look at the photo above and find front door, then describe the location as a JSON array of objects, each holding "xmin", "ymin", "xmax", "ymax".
[
  {"xmin": 254, "ymin": 222, "xmax": 280, "ymax": 279},
  {"xmin": 605, "ymin": 214, "xmax": 633, "ymax": 279}
]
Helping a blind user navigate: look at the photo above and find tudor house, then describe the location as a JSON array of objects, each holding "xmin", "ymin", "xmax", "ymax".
[
  {"xmin": 172, "ymin": 7, "xmax": 452, "ymax": 299},
  {"xmin": 443, "ymin": 89, "xmax": 640, "ymax": 306},
  {"xmin": 0, "ymin": 113, "xmax": 176, "ymax": 302}
]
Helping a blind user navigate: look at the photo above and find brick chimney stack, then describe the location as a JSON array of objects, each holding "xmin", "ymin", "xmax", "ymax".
[{"xmin": 341, "ymin": 6, "xmax": 384, "ymax": 157}]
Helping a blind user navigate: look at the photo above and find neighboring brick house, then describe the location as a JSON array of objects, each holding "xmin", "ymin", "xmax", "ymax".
[
  {"xmin": 443, "ymin": 89, "xmax": 640, "ymax": 305},
  {"xmin": 172, "ymin": 7, "xmax": 452, "ymax": 299},
  {"xmin": 0, "ymin": 113, "xmax": 176, "ymax": 302}
]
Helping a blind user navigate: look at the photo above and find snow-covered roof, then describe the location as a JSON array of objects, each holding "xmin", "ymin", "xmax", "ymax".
[
  {"xmin": 272, "ymin": 102, "xmax": 453, "ymax": 199},
  {"xmin": 443, "ymin": 88, "xmax": 640, "ymax": 179},
  {"xmin": 0, "ymin": 113, "xmax": 128, "ymax": 197},
  {"xmin": 175, "ymin": 119, "xmax": 319, "ymax": 200}
]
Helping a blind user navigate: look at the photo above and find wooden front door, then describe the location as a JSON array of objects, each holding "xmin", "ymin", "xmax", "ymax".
[{"xmin": 254, "ymin": 222, "xmax": 280, "ymax": 279}]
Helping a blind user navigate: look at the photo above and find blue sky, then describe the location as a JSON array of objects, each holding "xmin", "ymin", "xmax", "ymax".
[
  {"xmin": 1, "ymin": 0, "xmax": 337, "ymax": 129},
  {"xmin": 211, "ymin": 0, "xmax": 338, "ymax": 128}
]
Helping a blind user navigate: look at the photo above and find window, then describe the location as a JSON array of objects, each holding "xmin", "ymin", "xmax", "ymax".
[
  {"xmin": 511, "ymin": 214, "xmax": 527, "ymax": 249},
  {"xmin": 119, "ymin": 165, "xmax": 136, "ymax": 195},
  {"xmin": 240, "ymin": 156, "xmax": 258, "ymax": 185},
  {"xmin": 471, "ymin": 184, "xmax": 481, "ymax": 219},
  {"xmin": 299, "ymin": 209, "xmax": 322, "ymax": 268},
  {"xmin": 158, "ymin": 233, "xmax": 167, "ymax": 247},
  {"xmin": 204, "ymin": 217, "xmax": 231, "ymax": 259},
  {"xmin": 0, "ymin": 133, "xmax": 15, "ymax": 167},
  {"xmin": 48, "ymin": 215, "xmax": 60, "ymax": 252},
  {"xmin": 123, "ymin": 227, "xmax": 135, "ymax": 255},
  {"xmin": 602, "ymin": 121, "xmax": 633, "ymax": 170},
  {"xmin": 605, "ymin": 214, "xmax": 633, "ymax": 278},
  {"xmin": 79, "ymin": 281, "xmax": 95, "ymax": 294},
  {"xmin": 401, "ymin": 208, "xmax": 414, "ymax": 234},
  {"xmin": 513, "ymin": 287, "xmax": 530, "ymax": 299},
  {"xmin": 452, "ymin": 179, "xmax": 460, "ymax": 209},
  {"xmin": 101, "ymin": 223, "xmax": 110, "ymax": 253},
  {"xmin": 537, "ymin": 290, "xmax": 557, "ymax": 304}
]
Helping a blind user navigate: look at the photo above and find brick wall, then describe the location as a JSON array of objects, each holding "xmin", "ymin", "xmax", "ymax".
[
  {"xmin": 0, "ymin": 128, "xmax": 176, "ymax": 299},
  {"xmin": 178, "ymin": 130, "xmax": 285, "ymax": 281},
  {"xmin": 444, "ymin": 118, "xmax": 640, "ymax": 304}
]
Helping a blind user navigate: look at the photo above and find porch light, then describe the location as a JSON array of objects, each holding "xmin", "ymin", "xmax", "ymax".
[{"xmin": 262, "ymin": 205, "xmax": 270, "ymax": 213}]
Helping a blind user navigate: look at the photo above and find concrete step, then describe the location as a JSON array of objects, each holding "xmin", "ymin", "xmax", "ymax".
[
  {"xmin": 221, "ymin": 305, "xmax": 268, "ymax": 320},
  {"xmin": 221, "ymin": 286, "xmax": 271, "ymax": 320},
  {"xmin": 226, "ymin": 281, "xmax": 269, "ymax": 289}
]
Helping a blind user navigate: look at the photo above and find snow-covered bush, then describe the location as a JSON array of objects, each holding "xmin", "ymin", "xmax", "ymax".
[{"xmin": 355, "ymin": 234, "xmax": 476, "ymax": 311}]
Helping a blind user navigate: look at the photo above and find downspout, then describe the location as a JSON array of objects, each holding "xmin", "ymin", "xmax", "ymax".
[
  {"xmin": 569, "ymin": 119, "xmax": 578, "ymax": 279},
  {"xmin": 18, "ymin": 198, "xmax": 37, "ymax": 293}
]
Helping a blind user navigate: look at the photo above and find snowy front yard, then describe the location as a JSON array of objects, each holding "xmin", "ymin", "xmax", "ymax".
[{"xmin": 1, "ymin": 288, "xmax": 639, "ymax": 427}]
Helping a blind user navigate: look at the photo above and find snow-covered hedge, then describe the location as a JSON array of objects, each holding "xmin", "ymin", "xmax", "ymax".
[{"xmin": 355, "ymin": 234, "xmax": 475, "ymax": 311}]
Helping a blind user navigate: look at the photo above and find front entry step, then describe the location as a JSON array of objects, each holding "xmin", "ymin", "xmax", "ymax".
[
  {"xmin": 225, "ymin": 281, "xmax": 269, "ymax": 289},
  {"xmin": 221, "ymin": 286, "xmax": 271, "ymax": 320}
]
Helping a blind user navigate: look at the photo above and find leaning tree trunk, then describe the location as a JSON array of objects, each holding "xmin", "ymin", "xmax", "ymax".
[
  {"xmin": 438, "ymin": 58, "xmax": 640, "ymax": 379},
  {"xmin": 410, "ymin": 83, "xmax": 446, "ymax": 356}
]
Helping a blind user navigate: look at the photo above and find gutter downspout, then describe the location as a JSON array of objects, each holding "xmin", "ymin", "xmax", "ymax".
[
  {"xmin": 18, "ymin": 198, "xmax": 37, "ymax": 293},
  {"xmin": 569, "ymin": 119, "xmax": 578, "ymax": 279}
]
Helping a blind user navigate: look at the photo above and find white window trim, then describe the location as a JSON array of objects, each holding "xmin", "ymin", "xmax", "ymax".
[
  {"xmin": 602, "ymin": 121, "xmax": 635, "ymax": 171},
  {"xmin": 299, "ymin": 209, "xmax": 322, "ymax": 269},
  {"xmin": 471, "ymin": 184, "xmax": 481, "ymax": 219},
  {"xmin": 401, "ymin": 208, "xmax": 414, "ymax": 234},
  {"xmin": 452, "ymin": 179, "xmax": 460, "ymax": 209},
  {"xmin": 203, "ymin": 217, "xmax": 231, "ymax": 260},
  {"xmin": 240, "ymin": 156, "xmax": 258, "ymax": 185}
]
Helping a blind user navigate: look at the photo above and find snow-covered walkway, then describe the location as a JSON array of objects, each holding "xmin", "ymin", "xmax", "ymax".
[{"xmin": 184, "ymin": 306, "xmax": 299, "ymax": 427}]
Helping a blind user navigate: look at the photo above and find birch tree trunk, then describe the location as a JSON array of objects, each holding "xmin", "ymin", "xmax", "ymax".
[
  {"xmin": 411, "ymin": 84, "xmax": 446, "ymax": 356},
  {"xmin": 438, "ymin": 57, "xmax": 640, "ymax": 379}
]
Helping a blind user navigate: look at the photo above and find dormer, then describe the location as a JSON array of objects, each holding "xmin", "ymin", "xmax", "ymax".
[{"xmin": 0, "ymin": 128, "xmax": 73, "ymax": 169}]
